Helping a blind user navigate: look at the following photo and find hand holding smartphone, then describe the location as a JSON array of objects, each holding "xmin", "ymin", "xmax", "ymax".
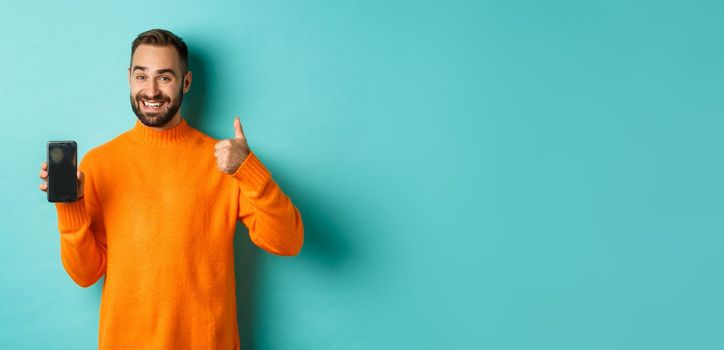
[{"xmin": 42, "ymin": 141, "xmax": 83, "ymax": 202}]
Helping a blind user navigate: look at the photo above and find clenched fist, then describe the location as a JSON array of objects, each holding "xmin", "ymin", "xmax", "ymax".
[{"xmin": 214, "ymin": 116, "xmax": 251, "ymax": 174}]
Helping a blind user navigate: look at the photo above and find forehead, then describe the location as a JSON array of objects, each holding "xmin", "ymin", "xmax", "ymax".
[{"xmin": 131, "ymin": 44, "xmax": 181, "ymax": 72}]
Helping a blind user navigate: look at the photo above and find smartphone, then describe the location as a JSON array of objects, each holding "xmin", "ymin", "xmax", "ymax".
[{"xmin": 47, "ymin": 141, "xmax": 78, "ymax": 202}]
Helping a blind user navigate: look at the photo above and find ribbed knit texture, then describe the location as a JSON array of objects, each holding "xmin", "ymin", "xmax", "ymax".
[{"xmin": 53, "ymin": 117, "xmax": 304, "ymax": 350}]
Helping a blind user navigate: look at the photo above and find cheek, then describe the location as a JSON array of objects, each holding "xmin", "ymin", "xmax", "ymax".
[{"xmin": 168, "ymin": 86, "xmax": 183, "ymax": 98}]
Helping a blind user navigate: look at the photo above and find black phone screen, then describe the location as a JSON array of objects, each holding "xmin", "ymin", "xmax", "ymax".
[{"xmin": 47, "ymin": 141, "xmax": 78, "ymax": 202}]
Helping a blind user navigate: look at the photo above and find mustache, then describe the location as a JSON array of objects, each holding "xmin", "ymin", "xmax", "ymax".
[{"xmin": 136, "ymin": 94, "xmax": 169, "ymax": 102}]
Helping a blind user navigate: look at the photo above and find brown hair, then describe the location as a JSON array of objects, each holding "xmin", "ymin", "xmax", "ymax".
[{"xmin": 130, "ymin": 28, "xmax": 189, "ymax": 74}]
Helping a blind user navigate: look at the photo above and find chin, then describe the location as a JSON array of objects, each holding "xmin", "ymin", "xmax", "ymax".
[{"xmin": 141, "ymin": 116, "xmax": 174, "ymax": 127}]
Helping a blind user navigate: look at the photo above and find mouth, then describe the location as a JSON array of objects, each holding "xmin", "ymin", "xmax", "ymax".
[{"xmin": 140, "ymin": 99, "xmax": 167, "ymax": 111}]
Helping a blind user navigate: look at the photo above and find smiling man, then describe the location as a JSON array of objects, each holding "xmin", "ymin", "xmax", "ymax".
[
  {"xmin": 38, "ymin": 28, "xmax": 304, "ymax": 349},
  {"xmin": 129, "ymin": 42, "xmax": 188, "ymax": 129}
]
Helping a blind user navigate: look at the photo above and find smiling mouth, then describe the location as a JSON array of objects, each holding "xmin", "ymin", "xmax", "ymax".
[{"xmin": 140, "ymin": 99, "xmax": 166, "ymax": 111}]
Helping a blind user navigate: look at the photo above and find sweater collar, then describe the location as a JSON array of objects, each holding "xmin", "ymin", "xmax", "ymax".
[{"xmin": 127, "ymin": 117, "xmax": 194, "ymax": 146}]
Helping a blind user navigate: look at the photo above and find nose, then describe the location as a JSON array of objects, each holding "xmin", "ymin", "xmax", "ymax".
[
  {"xmin": 147, "ymin": 80, "xmax": 160, "ymax": 97},
  {"xmin": 140, "ymin": 79, "xmax": 161, "ymax": 100}
]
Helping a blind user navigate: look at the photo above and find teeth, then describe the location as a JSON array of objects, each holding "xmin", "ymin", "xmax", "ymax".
[{"xmin": 143, "ymin": 101, "xmax": 162, "ymax": 107}]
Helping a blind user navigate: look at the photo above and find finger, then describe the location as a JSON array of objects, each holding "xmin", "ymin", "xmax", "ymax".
[
  {"xmin": 39, "ymin": 169, "xmax": 47, "ymax": 180},
  {"xmin": 234, "ymin": 116, "xmax": 245, "ymax": 139},
  {"xmin": 41, "ymin": 162, "xmax": 47, "ymax": 170},
  {"xmin": 39, "ymin": 182, "xmax": 47, "ymax": 192},
  {"xmin": 214, "ymin": 140, "xmax": 229, "ymax": 150}
]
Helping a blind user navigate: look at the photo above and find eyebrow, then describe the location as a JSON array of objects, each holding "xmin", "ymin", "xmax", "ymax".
[{"xmin": 131, "ymin": 65, "xmax": 177, "ymax": 78}]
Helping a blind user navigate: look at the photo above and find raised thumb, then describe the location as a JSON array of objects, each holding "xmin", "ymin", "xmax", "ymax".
[{"xmin": 234, "ymin": 116, "xmax": 244, "ymax": 139}]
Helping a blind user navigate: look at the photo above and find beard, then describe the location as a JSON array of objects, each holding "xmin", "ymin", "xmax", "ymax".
[{"xmin": 130, "ymin": 79, "xmax": 185, "ymax": 128}]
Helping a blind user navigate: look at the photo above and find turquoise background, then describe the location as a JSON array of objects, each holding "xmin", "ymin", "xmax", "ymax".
[{"xmin": 1, "ymin": 0, "xmax": 723, "ymax": 349}]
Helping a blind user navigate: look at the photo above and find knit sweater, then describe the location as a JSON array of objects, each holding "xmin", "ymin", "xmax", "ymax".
[{"xmin": 53, "ymin": 117, "xmax": 304, "ymax": 350}]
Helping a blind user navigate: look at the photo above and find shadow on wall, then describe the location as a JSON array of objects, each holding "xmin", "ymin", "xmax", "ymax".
[
  {"xmin": 182, "ymin": 50, "xmax": 211, "ymax": 129},
  {"xmin": 233, "ymin": 226, "xmax": 260, "ymax": 349},
  {"xmin": 231, "ymin": 178, "xmax": 355, "ymax": 349},
  {"xmin": 184, "ymin": 44, "xmax": 355, "ymax": 349}
]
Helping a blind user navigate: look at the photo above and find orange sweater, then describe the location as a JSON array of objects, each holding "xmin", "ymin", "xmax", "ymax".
[{"xmin": 54, "ymin": 117, "xmax": 304, "ymax": 349}]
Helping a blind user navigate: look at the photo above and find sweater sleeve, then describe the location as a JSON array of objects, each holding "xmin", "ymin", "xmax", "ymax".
[
  {"xmin": 54, "ymin": 154, "xmax": 107, "ymax": 287},
  {"xmin": 231, "ymin": 151, "xmax": 304, "ymax": 256}
]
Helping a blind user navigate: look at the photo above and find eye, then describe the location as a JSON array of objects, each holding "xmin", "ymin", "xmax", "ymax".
[
  {"xmin": 135, "ymin": 75, "xmax": 146, "ymax": 80},
  {"xmin": 159, "ymin": 76, "xmax": 170, "ymax": 81}
]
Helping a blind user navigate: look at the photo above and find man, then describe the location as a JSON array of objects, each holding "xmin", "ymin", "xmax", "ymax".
[{"xmin": 37, "ymin": 28, "xmax": 304, "ymax": 349}]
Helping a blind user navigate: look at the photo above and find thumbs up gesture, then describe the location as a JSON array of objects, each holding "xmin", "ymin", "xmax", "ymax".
[{"xmin": 214, "ymin": 116, "xmax": 251, "ymax": 174}]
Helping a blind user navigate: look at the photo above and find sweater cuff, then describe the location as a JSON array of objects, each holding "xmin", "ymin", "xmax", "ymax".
[
  {"xmin": 231, "ymin": 151, "xmax": 272, "ymax": 196},
  {"xmin": 54, "ymin": 197, "xmax": 90, "ymax": 233}
]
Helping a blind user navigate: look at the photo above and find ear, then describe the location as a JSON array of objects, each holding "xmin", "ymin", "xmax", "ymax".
[{"xmin": 183, "ymin": 70, "xmax": 192, "ymax": 93}]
